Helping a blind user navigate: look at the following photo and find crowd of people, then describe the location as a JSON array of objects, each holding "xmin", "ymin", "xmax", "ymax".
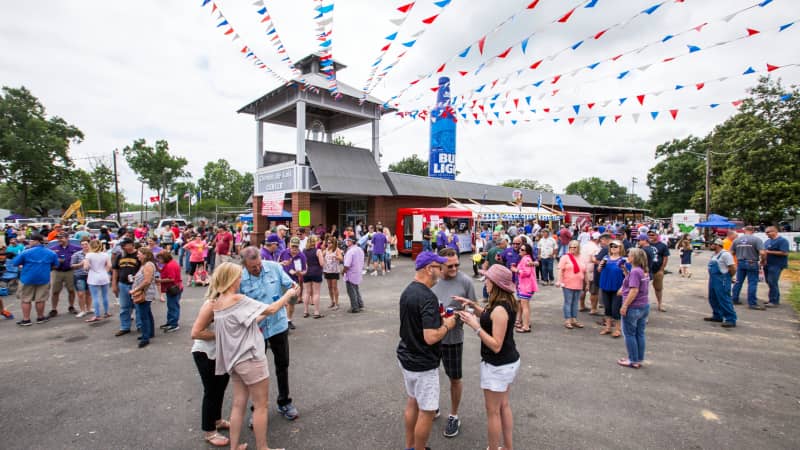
[{"xmin": 1, "ymin": 216, "xmax": 793, "ymax": 450}]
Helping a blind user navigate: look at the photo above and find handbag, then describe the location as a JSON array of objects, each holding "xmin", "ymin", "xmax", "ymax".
[
  {"xmin": 166, "ymin": 284, "xmax": 181, "ymax": 296},
  {"xmin": 132, "ymin": 289, "xmax": 146, "ymax": 304}
]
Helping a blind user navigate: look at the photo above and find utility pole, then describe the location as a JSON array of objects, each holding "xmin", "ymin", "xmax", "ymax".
[
  {"xmin": 113, "ymin": 149, "xmax": 121, "ymax": 223},
  {"xmin": 139, "ymin": 178, "xmax": 145, "ymax": 224},
  {"xmin": 705, "ymin": 146, "xmax": 711, "ymax": 216},
  {"xmin": 630, "ymin": 177, "xmax": 638, "ymax": 206}
]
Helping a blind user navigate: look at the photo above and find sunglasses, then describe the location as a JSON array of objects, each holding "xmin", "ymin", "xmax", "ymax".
[
  {"xmin": 609, "ymin": 244, "xmax": 619, "ymax": 248},
  {"xmin": 569, "ymin": 246, "xmax": 579, "ymax": 249},
  {"xmin": 445, "ymin": 263, "xmax": 460, "ymax": 268}
]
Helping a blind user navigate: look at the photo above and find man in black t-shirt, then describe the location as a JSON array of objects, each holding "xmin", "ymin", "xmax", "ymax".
[
  {"xmin": 647, "ymin": 230, "xmax": 670, "ymax": 312},
  {"xmin": 397, "ymin": 251, "xmax": 456, "ymax": 450},
  {"xmin": 112, "ymin": 239, "xmax": 141, "ymax": 336}
]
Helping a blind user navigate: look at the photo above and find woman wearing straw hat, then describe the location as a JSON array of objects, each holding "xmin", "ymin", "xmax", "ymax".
[{"xmin": 455, "ymin": 264, "xmax": 520, "ymax": 450}]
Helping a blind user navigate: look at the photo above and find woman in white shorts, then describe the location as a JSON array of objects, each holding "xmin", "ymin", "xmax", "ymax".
[
  {"xmin": 209, "ymin": 262, "xmax": 297, "ymax": 450},
  {"xmin": 456, "ymin": 264, "xmax": 520, "ymax": 450}
]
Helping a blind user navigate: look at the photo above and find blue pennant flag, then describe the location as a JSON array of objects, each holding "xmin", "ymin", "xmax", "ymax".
[
  {"xmin": 319, "ymin": 40, "xmax": 332, "ymax": 48},
  {"xmin": 571, "ymin": 40, "xmax": 584, "ymax": 50},
  {"xmin": 257, "ymin": 7, "xmax": 267, "ymax": 15},
  {"xmin": 687, "ymin": 45, "xmax": 701, "ymax": 53},
  {"xmin": 511, "ymin": 120, "xmax": 518, "ymax": 125},
  {"xmin": 267, "ymin": 28, "xmax": 276, "ymax": 35},
  {"xmin": 458, "ymin": 46, "xmax": 471, "ymax": 57},
  {"xmin": 598, "ymin": 116, "xmax": 606, "ymax": 126},
  {"xmin": 490, "ymin": 102, "xmax": 496, "ymax": 109},
  {"xmin": 201, "ymin": 0, "xmax": 211, "ymax": 6},
  {"xmin": 434, "ymin": 0, "xmax": 452, "ymax": 7},
  {"xmin": 619, "ymin": 97, "xmax": 627, "ymax": 105},
  {"xmin": 525, "ymin": 96, "xmax": 531, "ymax": 105},
  {"xmin": 317, "ymin": 4, "xmax": 334, "ymax": 14},
  {"xmin": 709, "ymin": 104, "xmax": 720, "ymax": 108},
  {"xmin": 587, "ymin": 62, "xmax": 600, "ymax": 69},
  {"xmin": 475, "ymin": 120, "xmax": 481, "ymax": 124},
  {"xmin": 642, "ymin": 3, "xmax": 662, "ymax": 15},
  {"xmin": 779, "ymin": 22, "xmax": 794, "ymax": 32},
  {"xmin": 494, "ymin": 111, "xmax": 500, "ymax": 118},
  {"xmin": 553, "ymin": 118, "xmax": 560, "ymax": 123},
  {"xmin": 402, "ymin": 40, "xmax": 416, "ymax": 47},
  {"xmin": 661, "ymin": 34, "xmax": 674, "ymax": 42},
  {"xmin": 742, "ymin": 66, "xmax": 756, "ymax": 75},
  {"xmin": 491, "ymin": 93, "xmax": 500, "ymax": 100},
  {"xmin": 585, "ymin": 0, "xmax": 599, "ymax": 7},
  {"xmin": 555, "ymin": 195, "xmax": 564, "ymax": 211},
  {"xmin": 385, "ymin": 32, "xmax": 398, "ymax": 41},
  {"xmin": 475, "ymin": 84, "xmax": 486, "ymax": 93},
  {"xmin": 675, "ymin": 85, "xmax": 685, "ymax": 90},
  {"xmin": 521, "ymin": 37, "xmax": 529, "ymax": 54},
  {"xmin": 216, "ymin": 20, "xmax": 228, "ymax": 27},
  {"xmin": 532, "ymin": 80, "xmax": 544, "ymax": 87},
  {"xmin": 461, "ymin": 113, "xmax": 467, "ymax": 119},
  {"xmin": 529, "ymin": 108, "xmax": 537, "ymax": 113},
  {"xmin": 617, "ymin": 70, "xmax": 630, "ymax": 79},
  {"xmin": 651, "ymin": 111, "xmax": 659, "ymax": 120},
  {"xmin": 573, "ymin": 104, "xmax": 580, "ymax": 114},
  {"xmin": 758, "ymin": 0, "xmax": 773, "ymax": 6}
]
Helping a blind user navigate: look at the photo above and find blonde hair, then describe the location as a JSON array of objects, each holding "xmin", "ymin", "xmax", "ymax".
[
  {"xmin": 567, "ymin": 240, "xmax": 581, "ymax": 255},
  {"xmin": 205, "ymin": 262, "xmax": 242, "ymax": 301},
  {"xmin": 89, "ymin": 240, "xmax": 104, "ymax": 253},
  {"xmin": 609, "ymin": 240, "xmax": 627, "ymax": 257},
  {"xmin": 626, "ymin": 248, "xmax": 648, "ymax": 272},
  {"xmin": 305, "ymin": 234, "xmax": 319, "ymax": 250}
]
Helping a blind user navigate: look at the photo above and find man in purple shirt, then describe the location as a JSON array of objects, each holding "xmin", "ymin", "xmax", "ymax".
[
  {"xmin": 260, "ymin": 234, "xmax": 282, "ymax": 262},
  {"xmin": 502, "ymin": 237, "xmax": 523, "ymax": 283},
  {"xmin": 435, "ymin": 223, "xmax": 448, "ymax": 250},
  {"xmin": 343, "ymin": 236, "xmax": 365, "ymax": 313},
  {"xmin": 278, "ymin": 237, "xmax": 306, "ymax": 330},
  {"xmin": 370, "ymin": 229, "xmax": 388, "ymax": 276},
  {"xmin": 49, "ymin": 232, "xmax": 82, "ymax": 317}
]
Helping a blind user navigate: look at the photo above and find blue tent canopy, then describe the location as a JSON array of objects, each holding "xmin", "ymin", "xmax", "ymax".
[
  {"xmin": 237, "ymin": 210, "xmax": 292, "ymax": 222},
  {"xmin": 695, "ymin": 214, "xmax": 737, "ymax": 228}
]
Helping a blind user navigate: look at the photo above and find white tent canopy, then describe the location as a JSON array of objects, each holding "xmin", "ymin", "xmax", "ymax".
[{"xmin": 448, "ymin": 203, "xmax": 563, "ymax": 222}]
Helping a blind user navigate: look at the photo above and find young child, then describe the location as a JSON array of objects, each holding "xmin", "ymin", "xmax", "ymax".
[
  {"xmin": 678, "ymin": 238, "xmax": 692, "ymax": 278},
  {"xmin": 0, "ymin": 248, "xmax": 14, "ymax": 318}
]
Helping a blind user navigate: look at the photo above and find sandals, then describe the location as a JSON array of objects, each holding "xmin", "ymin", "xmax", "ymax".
[
  {"xmin": 204, "ymin": 432, "xmax": 229, "ymax": 447},
  {"xmin": 612, "ymin": 330, "xmax": 622, "ymax": 338},
  {"xmin": 215, "ymin": 419, "xmax": 230, "ymax": 430},
  {"xmin": 328, "ymin": 303, "xmax": 335, "ymax": 308},
  {"xmin": 572, "ymin": 321, "xmax": 584, "ymax": 328},
  {"xmin": 85, "ymin": 317, "xmax": 102, "ymax": 323},
  {"xmin": 312, "ymin": 314, "xmax": 324, "ymax": 319},
  {"xmin": 303, "ymin": 313, "xmax": 310, "ymax": 318},
  {"xmin": 331, "ymin": 305, "xmax": 339, "ymax": 311},
  {"xmin": 564, "ymin": 322, "xmax": 574, "ymax": 329},
  {"xmin": 599, "ymin": 328, "xmax": 611, "ymax": 335},
  {"xmin": 617, "ymin": 358, "xmax": 641, "ymax": 369},
  {"xmin": 515, "ymin": 326, "xmax": 532, "ymax": 333}
]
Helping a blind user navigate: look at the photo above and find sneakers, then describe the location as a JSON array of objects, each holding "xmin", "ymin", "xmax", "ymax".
[
  {"xmin": 115, "ymin": 329, "xmax": 131, "ymax": 337},
  {"xmin": 16, "ymin": 319, "xmax": 32, "ymax": 327},
  {"xmin": 36, "ymin": 316, "xmax": 49, "ymax": 324},
  {"xmin": 48, "ymin": 309, "xmax": 58, "ymax": 318},
  {"xmin": 68, "ymin": 306, "xmax": 77, "ymax": 314},
  {"xmin": 443, "ymin": 415, "xmax": 460, "ymax": 438},
  {"xmin": 1, "ymin": 310, "xmax": 13, "ymax": 319},
  {"xmin": 159, "ymin": 323, "xmax": 170, "ymax": 329},
  {"xmin": 164, "ymin": 325, "xmax": 180, "ymax": 333},
  {"xmin": 288, "ymin": 321, "xmax": 296, "ymax": 330},
  {"xmin": 277, "ymin": 403, "xmax": 299, "ymax": 420},
  {"xmin": 721, "ymin": 322, "xmax": 736, "ymax": 328},
  {"xmin": 434, "ymin": 408, "xmax": 441, "ymax": 419},
  {"xmin": 76, "ymin": 311, "xmax": 87, "ymax": 318}
]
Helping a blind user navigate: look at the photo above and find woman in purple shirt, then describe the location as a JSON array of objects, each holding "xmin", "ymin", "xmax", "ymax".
[{"xmin": 617, "ymin": 248, "xmax": 651, "ymax": 369}]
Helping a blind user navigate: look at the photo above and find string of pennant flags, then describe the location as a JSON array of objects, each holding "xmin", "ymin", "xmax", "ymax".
[
  {"xmin": 313, "ymin": 0, "xmax": 340, "ymax": 96},
  {"xmin": 250, "ymin": 0, "xmax": 303, "ymax": 82},
  {"xmin": 389, "ymin": 0, "xmax": 679, "ymax": 107},
  {"xmin": 396, "ymin": 62, "xmax": 797, "ymax": 122},
  {"xmin": 360, "ymin": 0, "xmax": 457, "ymax": 101},
  {"xmin": 200, "ymin": 0, "xmax": 290, "ymax": 85},
  {"xmin": 395, "ymin": 0, "xmax": 782, "ymax": 110},
  {"xmin": 360, "ymin": 1, "xmax": 418, "ymax": 99},
  {"xmin": 397, "ymin": 15, "xmax": 796, "ymax": 117}
]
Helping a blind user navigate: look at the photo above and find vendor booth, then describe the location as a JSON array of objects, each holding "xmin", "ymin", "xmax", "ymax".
[
  {"xmin": 451, "ymin": 203, "xmax": 563, "ymax": 224},
  {"xmin": 396, "ymin": 207, "xmax": 474, "ymax": 256}
]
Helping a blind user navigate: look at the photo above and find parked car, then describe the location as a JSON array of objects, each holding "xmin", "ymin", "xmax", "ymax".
[
  {"xmin": 157, "ymin": 218, "xmax": 188, "ymax": 230},
  {"xmin": 85, "ymin": 219, "xmax": 122, "ymax": 235}
]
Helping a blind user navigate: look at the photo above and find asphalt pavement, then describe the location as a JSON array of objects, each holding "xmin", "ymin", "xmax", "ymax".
[{"xmin": 1, "ymin": 250, "xmax": 798, "ymax": 450}]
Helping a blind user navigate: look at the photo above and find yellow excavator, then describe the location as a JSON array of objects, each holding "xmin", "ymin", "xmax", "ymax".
[{"xmin": 61, "ymin": 200, "xmax": 85, "ymax": 224}]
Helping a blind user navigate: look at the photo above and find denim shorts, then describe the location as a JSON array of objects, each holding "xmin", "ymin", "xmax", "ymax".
[
  {"xmin": 371, "ymin": 253, "xmax": 385, "ymax": 263},
  {"xmin": 74, "ymin": 275, "xmax": 89, "ymax": 292}
]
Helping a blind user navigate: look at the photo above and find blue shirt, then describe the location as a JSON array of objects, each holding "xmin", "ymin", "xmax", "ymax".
[
  {"xmin": 7, "ymin": 244, "xmax": 25, "ymax": 256},
  {"xmin": 436, "ymin": 230, "xmax": 447, "ymax": 248},
  {"xmin": 599, "ymin": 256, "xmax": 626, "ymax": 291},
  {"xmin": 11, "ymin": 245, "xmax": 58, "ymax": 285},
  {"xmin": 239, "ymin": 260, "xmax": 294, "ymax": 339},
  {"xmin": 765, "ymin": 236, "xmax": 789, "ymax": 269}
]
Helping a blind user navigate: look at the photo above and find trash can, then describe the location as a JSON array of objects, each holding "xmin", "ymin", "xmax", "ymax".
[
  {"xmin": 793, "ymin": 236, "xmax": 800, "ymax": 252},
  {"xmin": 410, "ymin": 242, "xmax": 423, "ymax": 261}
]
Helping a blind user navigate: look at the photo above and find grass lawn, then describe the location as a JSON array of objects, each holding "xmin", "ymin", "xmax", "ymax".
[{"xmin": 787, "ymin": 253, "xmax": 800, "ymax": 315}]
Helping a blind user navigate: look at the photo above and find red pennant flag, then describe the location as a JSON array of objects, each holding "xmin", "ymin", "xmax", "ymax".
[
  {"xmin": 612, "ymin": 54, "xmax": 623, "ymax": 61},
  {"xmin": 614, "ymin": 115, "xmax": 622, "ymax": 122},
  {"xmin": 693, "ymin": 22, "xmax": 708, "ymax": 32},
  {"xmin": 478, "ymin": 105, "xmax": 485, "ymax": 113},
  {"xmin": 594, "ymin": 29, "xmax": 608, "ymax": 40},
  {"xmin": 224, "ymin": 28, "xmax": 234, "ymax": 35},
  {"xmin": 696, "ymin": 83, "xmax": 705, "ymax": 90},
  {"xmin": 529, "ymin": 59, "xmax": 543, "ymax": 70},
  {"xmin": 436, "ymin": 63, "xmax": 446, "ymax": 73},
  {"xmin": 526, "ymin": 0, "xmax": 540, "ymax": 9},
  {"xmin": 551, "ymin": 74, "xmax": 561, "ymax": 84},
  {"xmin": 458, "ymin": 71, "xmax": 468, "ymax": 76},
  {"xmin": 473, "ymin": 113, "xmax": 478, "ymax": 120},
  {"xmin": 543, "ymin": 108, "xmax": 550, "ymax": 113},
  {"xmin": 409, "ymin": 79, "xmax": 420, "ymax": 85},
  {"xmin": 212, "ymin": 3, "xmax": 217, "ymax": 13},
  {"xmin": 746, "ymin": 28, "xmax": 760, "ymax": 36},
  {"xmin": 487, "ymin": 120, "xmax": 493, "ymax": 126},
  {"xmin": 662, "ymin": 57, "xmax": 675, "ymax": 62},
  {"xmin": 637, "ymin": 94, "xmax": 645, "ymax": 105},
  {"xmin": 491, "ymin": 79, "xmax": 499, "ymax": 88},
  {"xmin": 505, "ymin": 111, "xmax": 512, "ymax": 115},
  {"xmin": 471, "ymin": 100, "xmax": 477, "ymax": 108},
  {"xmin": 568, "ymin": 117, "xmax": 575, "ymax": 124},
  {"xmin": 478, "ymin": 36, "xmax": 487, "ymax": 55},
  {"xmin": 261, "ymin": 16, "xmax": 270, "ymax": 23},
  {"xmin": 430, "ymin": 87, "xmax": 439, "ymax": 92},
  {"xmin": 732, "ymin": 100, "xmax": 743, "ymax": 108},
  {"xmin": 558, "ymin": 8, "xmax": 576, "ymax": 23},
  {"xmin": 240, "ymin": 46, "xmax": 248, "ymax": 53},
  {"xmin": 766, "ymin": 63, "xmax": 779, "ymax": 72},
  {"xmin": 551, "ymin": 89, "xmax": 559, "ymax": 96},
  {"xmin": 422, "ymin": 14, "xmax": 439, "ymax": 25},
  {"xmin": 513, "ymin": 98, "xmax": 519, "ymax": 108},
  {"xmin": 587, "ymin": 102, "xmax": 595, "ymax": 109},
  {"xmin": 669, "ymin": 109, "xmax": 679, "ymax": 120},
  {"xmin": 497, "ymin": 47, "xmax": 512, "ymax": 58},
  {"xmin": 397, "ymin": 2, "xmax": 415, "ymax": 13},
  {"xmin": 381, "ymin": 44, "xmax": 390, "ymax": 51}
]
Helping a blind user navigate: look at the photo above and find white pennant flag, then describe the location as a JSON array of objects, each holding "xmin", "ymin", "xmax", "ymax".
[
  {"xmin": 389, "ymin": 17, "xmax": 406, "ymax": 26},
  {"xmin": 638, "ymin": 64, "xmax": 652, "ymax": 71},
  {"xmin": 411, "ymin": 29, "xmax": 425, "ymax": 38},
  {"xmin": 601, "ymin": 100, "xmax": 611, "ymax": 107},
  {"xmin": 632, "ymin": 113, "xmax": 640, "ymax": 123}
]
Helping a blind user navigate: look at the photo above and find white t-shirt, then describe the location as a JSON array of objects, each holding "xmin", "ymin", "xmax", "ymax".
[
  {"xmin": 538, "ymin": 237, "xmax": 557, "ymax": 258},
  {"xmin": 85, "ymin": 252, "xmax": 111, "ymax": 286}
]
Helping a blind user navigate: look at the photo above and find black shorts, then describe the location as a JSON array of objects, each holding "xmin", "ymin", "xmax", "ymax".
[
  {"xmin": 304, "ymin": 274, "xmax": 323, "ymax": 283},
  {"xmin": 324, "ymin": 273, "xmax": 340, "ymax": 280},
  {"xmin": 441, "ymin": 343, "xmax": 463, "ymax": 380}
]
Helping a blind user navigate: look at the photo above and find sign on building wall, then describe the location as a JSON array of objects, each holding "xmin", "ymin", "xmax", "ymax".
[
  {"xmin": 256, "ymin": 167, "xmax": 295, "ymax": 194},
  {"xmin": 428, "ymin": 77, "xmax": 456, "ymax": 180}
]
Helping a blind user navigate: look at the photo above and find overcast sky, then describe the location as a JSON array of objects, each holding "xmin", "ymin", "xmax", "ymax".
[{"xmin": 2, "ymin": 0, "xmax": 798, "ymax": 203}]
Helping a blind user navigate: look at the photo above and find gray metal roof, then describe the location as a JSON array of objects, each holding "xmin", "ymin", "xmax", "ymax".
[
  {"xmin": 306, "ymin": 141, "xmax": 393, "ymax": 196},
  {"xmin": 382, "ymin": 172, "xmax": 592, "ymax": 208}
]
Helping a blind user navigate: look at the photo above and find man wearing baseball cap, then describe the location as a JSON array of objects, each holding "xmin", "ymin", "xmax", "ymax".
[
  {"xmin": 707, "ymin": 238, "xmax": 737, "ymax": 328},
  {"xmin": 397, "ymin": 251, "xmax": 457, "ymax": 450},
  {"xmin": 342, "ymin": 236, "xmax": 365, "ymax": 313},
  {"xmin": 261, "ymin": 234, "xmax": 282, "ymax": 262}
]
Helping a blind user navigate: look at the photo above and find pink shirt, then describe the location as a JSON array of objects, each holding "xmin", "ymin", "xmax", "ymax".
[
  {"xmin": 517, "ymin": 254, "xmax": 538, "ymax": 295},
  {"xmin": 558, "ymin": 254, "xmax": 585, "ymax": 290}
]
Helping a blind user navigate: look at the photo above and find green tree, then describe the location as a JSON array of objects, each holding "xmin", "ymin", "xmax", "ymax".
[
  {"xmin": 388, "ymin": 154, "xmax": 428, "ymax": 176},
  {"xmin": 0, "ymin": 86, "xmax": 84, "ymax": 214},
  {"xmin": 645, "ymin": 137, "xmax": 706, "ymax": 217},
  {"xmin": 197, "ymin": 160, "xmax": 251, "ymax": 205},
  {"xmin": 331, "ymin": 135, "xmax": 353, "ymax": 146},
  {"xmin": 88, "ymin": 162, "xmax": 114, "ymax": 211},
  {"xmin": 122, "ymin": 139, "xmax": 190, "ymax": 217},
  {"xmin": 499, "ymin": 179, "xmax": 553, "ymax": 192},
  {"xmin": 565, "ymin": 177, "xmax": 642, "ymax": 207}
]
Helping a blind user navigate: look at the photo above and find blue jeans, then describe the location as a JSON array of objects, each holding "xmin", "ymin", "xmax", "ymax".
[
  {"xmin": 89, "ymin": 284, "xmax": 109, "ymax": 316},
  {"xmin": 562, "ymin": 288, "xmax": 581, "ymax": 319},
  {"xmin": 732, "ymin": 260, "xmax": 759, "ymax": 306},
  {"xmin": 708, "ymin": 271, "xmax": 737, "ymax": 324},
  {"xmin": 622, "ymin": 304, "xmax": 649, "ymax": 364},
  {"xmin": 134, "ymin": 301, "xmax": 155, "ymax": 343},
  {"xmin": 541, "ymin": 258, "xmax": 554, "ymax": 282},
  {"xmin": 422, "ymin": 240, "xmax": 432, "ymax": 252},
  {"xmin": 764, "ymin": 265, "xmax": 784, "ymax": 305},
  {"xmin": 166, "ymin": 289, "xmax": 182, "ymax": 327},
  {"xmin": 118, "ymin": 283, "xmax": 142, "ymax": 332},
  {"xmin": 182, "ymin": 250, "xmax": 191, "ymax": 273}
]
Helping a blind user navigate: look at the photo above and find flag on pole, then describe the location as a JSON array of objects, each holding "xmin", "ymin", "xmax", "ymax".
[
  {"xmin": 537, "ymin": 193, "xmax": 542, "ymax": 210},
  {"xmin": 555, "ymin": 195, "xmax": 564, "ymax": 211},
  {"xmin": 149, "ymin": 195, "xmax": 160, "ymax": 203},
  {"xmin": 183, "ymin": 192, "xmax": 191, "ymax": 198}
]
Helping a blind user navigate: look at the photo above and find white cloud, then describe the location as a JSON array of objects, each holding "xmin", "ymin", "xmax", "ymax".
[{"xmin": 1, "ymin": 0, "xmax": 797, "ymax": 203}]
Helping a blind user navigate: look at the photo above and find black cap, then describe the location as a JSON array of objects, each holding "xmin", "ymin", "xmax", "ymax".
[
  {"xmin": 120, "ymin": 238, "xmax": 135, "ymax": 246},
  {"xmin": 30, "ymin": 233, "xmax": 45, "ymax": 242}
]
